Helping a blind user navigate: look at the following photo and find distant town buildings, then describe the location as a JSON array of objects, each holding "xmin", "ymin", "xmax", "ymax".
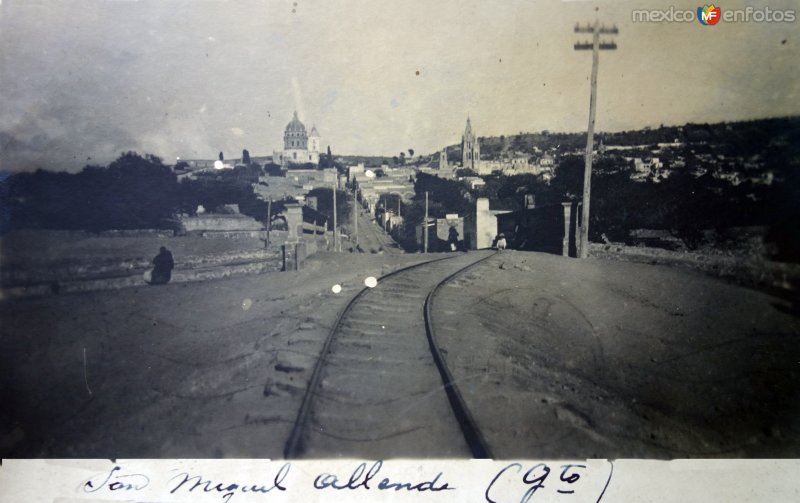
[
  {"xmin": 427, "ymin": 117, "xmax": 557, "ymax": 180},
  {"xmin": 349, "ymin": 163, "xmax": 416, "ymax": 207},
  {"xmin": 272, "ymin": 111, "xmax": 321, "ymax": 167}
]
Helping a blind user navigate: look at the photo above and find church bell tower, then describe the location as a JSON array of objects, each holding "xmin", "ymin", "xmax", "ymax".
[{"xmin": 461, "ymin": 116, "xmax": 480, "ymax": 171}]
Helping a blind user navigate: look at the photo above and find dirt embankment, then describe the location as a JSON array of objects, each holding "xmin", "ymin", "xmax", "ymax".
[
  {"xmin": 589, "ymin": 243, "xmax": 800, "ymax": 295},
  {"xmin": 434, "ymin": 250, "xmax": 800, "ymax": 458}
]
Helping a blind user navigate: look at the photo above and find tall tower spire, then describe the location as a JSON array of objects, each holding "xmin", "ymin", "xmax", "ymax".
[
  {"xmin": 308, "ymin": 124, "xmax": 320, "ymax": 154},
  {"xmin": 462, "ymin": 116, "xmax": 480, "ymax": 171}
]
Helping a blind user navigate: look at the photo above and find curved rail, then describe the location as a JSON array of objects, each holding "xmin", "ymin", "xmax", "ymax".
[
  {"xmin": 282, "ymin": 251, "xmax": 498, "ymax": 459},
  {"xmin": 282, "ymin": 254, "xmax": 456, "ymax": 458},
  {"xmin": 424, "ymin": 251, "xmax": 498, "ymax": 458}
]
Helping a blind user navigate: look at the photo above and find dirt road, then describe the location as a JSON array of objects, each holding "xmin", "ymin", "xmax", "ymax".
[{"xmin": 348, "ymin": 203, "xmax": 403, "ymax": 254}]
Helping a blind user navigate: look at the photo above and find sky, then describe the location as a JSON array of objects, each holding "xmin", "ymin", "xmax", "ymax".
[{"xmin": 0, "ymin": 0, "xmax": 798, "ymax": 172}]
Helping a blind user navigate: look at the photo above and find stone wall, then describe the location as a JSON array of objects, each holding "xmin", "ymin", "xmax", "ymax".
[
  {"xmin": 98, "ymin": 229, "xmax": 175, "ymax": 238},
  {"xmin": 180, "ymin": 214, "xmax": 264, "ymax": 233},
  {"xmin": 1, "ymin": 245, "xmax": 284, "ymax": 301}
]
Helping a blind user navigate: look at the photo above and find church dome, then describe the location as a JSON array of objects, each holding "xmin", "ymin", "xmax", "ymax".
[{"xmin": 285, "ymin": 111, "xmax": 306, "ymax": 134}]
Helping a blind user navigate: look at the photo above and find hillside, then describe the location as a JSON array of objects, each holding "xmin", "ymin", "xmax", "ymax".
[{"xmin": 441, "ymin": 117, "xmax": 799, "ymax": 171}]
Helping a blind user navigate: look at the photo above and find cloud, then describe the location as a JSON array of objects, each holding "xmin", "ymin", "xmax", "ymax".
[{"xmin": 1, "ymin": 0, "xmax": 797, "ymax": 172}]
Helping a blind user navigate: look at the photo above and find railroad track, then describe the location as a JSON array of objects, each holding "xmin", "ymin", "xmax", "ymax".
[{"xmin": 283, "ymin": 250, "xmax": 498, "ymax": 459}]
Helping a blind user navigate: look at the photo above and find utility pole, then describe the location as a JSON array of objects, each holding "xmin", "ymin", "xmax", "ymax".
[
  {"xmin": 574, "ymin": 18, "xmax": 617, "ymax": 258},
  {"xmin": 353, "ymin": 188, "xmax": 358, "ymax": 248},
  {"xmin": 332, "ymin": 183, "xmax": 338, "ymax": 252},
  {"xmin": 424, "ymin": 191, "xmax": 429, "ymax": 254},
  {"xmin": 265, "ymin": 198, "xmax": 272, "ymax": 249}
]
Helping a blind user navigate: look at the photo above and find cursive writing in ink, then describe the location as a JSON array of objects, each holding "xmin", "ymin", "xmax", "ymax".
[
  {"xmin": 83, "ymin": 465, "xmax": 150, "ymax": 493},
  {"xmin": 168, "ymin": 462, "xmax": 290, "ymax": 502},
  {"xmin": 485, "ymin": 463, "xmax": 549, "ymax": 503},
  {"xmin": 556, "ymin": 464, "xmax": 585, "ymax": 494},
  {"xmin": 485, "ymin": 462, "xmax": 590, "ymax": 503},
  {"xmin": 314, "ymin": 460, "xmax": 454, "ymax": 492}
]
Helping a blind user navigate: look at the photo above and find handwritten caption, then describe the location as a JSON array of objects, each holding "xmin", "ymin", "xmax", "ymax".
[{"xmin": 81, "ymin": 459, "xmax": 612, "ymax": 502}]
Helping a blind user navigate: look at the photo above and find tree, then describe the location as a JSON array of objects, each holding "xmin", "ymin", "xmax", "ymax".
[
  {"xmin": 264, "ymin": 163, "xmax": 283, "ymax": 177},
  {"xmin": 2, "ymin": 152, "xmax": 182, "ymax": 233},
  {"xmin": 219, "ymin": 151, "xmax": 224, "ymax": 161},
  {"xmin": 408, "ymin": 148, "xmax": 415, "ymax": 158},
  {"xmin": 306, "ymin": 187, "xmax": 351, "ymax": 229},
  {"xmin": 242, "ymin": 149, "xmax": 251, "ymax": 165}
]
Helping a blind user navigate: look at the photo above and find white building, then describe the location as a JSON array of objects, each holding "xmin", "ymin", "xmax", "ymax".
[{"xmin": 272, "ymin": 111, "xmax": 321, "ymax": 166}]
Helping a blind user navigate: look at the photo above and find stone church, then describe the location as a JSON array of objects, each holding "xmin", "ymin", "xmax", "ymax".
[
  {"xmin": 462, "ymin": 116, "xmax": 481, "ymax": 171},
  {"xmin": 272, "ymin": 111, "xmax": 321, "ymax": 166}
]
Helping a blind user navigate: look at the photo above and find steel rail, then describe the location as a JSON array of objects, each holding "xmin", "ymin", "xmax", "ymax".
[
  {"xmin": 423, "ymin": 251, "xmax": 498, "ymax": 459},
  {"xmin": 282, "ymin": 254, "xmax": 456, "ymax": 458}
]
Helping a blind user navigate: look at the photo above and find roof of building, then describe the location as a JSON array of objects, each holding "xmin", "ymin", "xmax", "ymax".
[
  {"xmin": 285, "ymin": 111, "xmax": 306, "ymax": 133},
  {"xmin": 310, "ymin": 125, "xmax": 319, "ymax": 136}
]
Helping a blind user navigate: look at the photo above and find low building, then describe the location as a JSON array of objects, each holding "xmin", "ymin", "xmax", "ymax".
[
  {"xmin": 348, "ymin": 163, "xmax": 366, "ymax": 182},
  {"xmin": 356, "ymin": 168, "xmax": 416, "ymax": 206},
  {"xmin": 462, "ymin": 176, "xmax": 486, "ymax": 190},
  {"xmin": 285, "ymin": 168, "xmax": 337, "ymax": 188},
  {"xmin": 415, "ymin": 214, "xmax": 465, "ymax": 251}
]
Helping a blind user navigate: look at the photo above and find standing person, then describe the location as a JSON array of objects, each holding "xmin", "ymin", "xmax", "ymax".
[
  {"xmin": 148, "ymin": 246, "xmax": 174, "ymax": 285},
  {"xmin": 448, "ymin": 227, "xmax": 460, "ymax": 252}
]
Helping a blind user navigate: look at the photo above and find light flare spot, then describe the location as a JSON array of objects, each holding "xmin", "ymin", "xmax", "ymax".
[
  {"xmin": 364, "ymin": 276, "xmax": 378, "ymax": 288},
  {"xmin": 331, "ymin": 284, "xmax": 342, "ymax": 294},
  {"xmin": 242, "ymin": 298, "xmax": 253, "ymax": 311}
]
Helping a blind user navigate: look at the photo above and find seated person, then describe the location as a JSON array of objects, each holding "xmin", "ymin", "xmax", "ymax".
[{"xmin": 149, "ymin": 246, "xmax": 174, "ymax": 285}]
